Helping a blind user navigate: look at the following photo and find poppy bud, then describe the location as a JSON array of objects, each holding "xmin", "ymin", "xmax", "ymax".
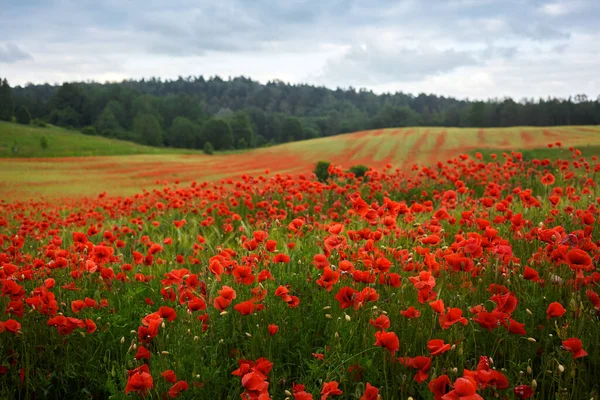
[
  {"xmin": 558, "ymin": 364, "xmax": 564, "ymax": 373},
  {"xmin": 245, "ymin": 332, "xmax": 252, "ymax": 337},
  {"xmin": 285, "ymin": 391, "xmax": 292, "ymax": 396},
  {"xmin": 527, "ymin": 366, "xmax": 532, "ymax": 374},
  {"xmin": 325, "ymin": 314, "xmax": 333, "ymax": 319},
  {"xmin": 527, "ymin": 337, "xmax": 537, "ymax": 342},
  {"xmin": 120, "ymin": 337, "xmax": 125, "ymax": 344},
  {"xmin": 323, "ymin": 306, "xmax": 331, "ymax": 310},
  {"xmin": 220, "ymin": 311, "xmax": 228, "ymax": 316},
  {"xmin": 532, "ymin": 379, "xmax": 537, "ymax": 389},
  {"xmin": 194, "ymin": 336, "xmax": 198, "ymax": 341},
  {"xmin": 344, "ymin": 314, "xmax": 351, "ymax": 322}
]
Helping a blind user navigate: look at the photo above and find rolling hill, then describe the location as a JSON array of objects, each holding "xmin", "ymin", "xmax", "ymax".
[{"xmin": 2, "ymin": 124, "xmax": 600, "ymax": 201}]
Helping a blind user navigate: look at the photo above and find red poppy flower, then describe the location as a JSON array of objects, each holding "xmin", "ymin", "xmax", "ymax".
[
  {"xmin": 400, "ymin": 306, "xmax": 421, "ymax": 319},
  {"xmin": 135, "ymin": 346, "xmax": 151, "ymax": 360},
  {"xmin": 565, "ymin": 249, "xmax": 593, "ymax": 271},
  {"xmin": 162, "ymin": 370, "xmax": 177, "ymax": 383},
  {"xmin": 168, "ymin": 380, "xmax": 189, "ymax": 398},
  {"xmin": 321, "ymin": 381, "xmax": 343, "ymax": 399},
  {"xmin": 360, "ymin": 383, "xmax": 379, "ymax": 400},
  {"xmin": 428, "ymin": 339, "xmax": 451, "ymax": 356},
  {"xmin": 562, "ymin": 338, "xmax": 588, "ymax": 359},
  {"xmin": 369, "ymin": 315, "xmax": 390, "ymax": 330},
  {"xmin": 514, "ymin": 385, "xmax": 534, "ymax": 399},
  {"xmin": 125, "ymin": 369, "xmax": 153, "ymax": 395},
  {"xmin": 429, "ymin": 374, "xmax": 451, "ymax": 400},
  {"xmin": 546, "ymin": 302, "xmax": 566, "ymax": 319},
  {"xmin": 268, "ymin": 324, "xmax": 279, "ymax": 336},
  {"xmin": 439, "ymin": 308, "xmax": 468, "ymax": 329},
  {"xmin": 442, "ymin": 377, "xmax": 482, "ymax": 400},
  {"xmin": 374, "ymin": 330, "xmax": 399, "ymax": 354}
]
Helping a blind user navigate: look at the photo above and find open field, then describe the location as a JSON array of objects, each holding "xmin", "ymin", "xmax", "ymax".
[
  {"xmin": 0, "ymin": 121, "xmax": 197, "ymax": 158},
  {"xmin": 0, "ymin": 144, "xmax": 599, "ymax": 399},
  {"xmin": 2, "ymin": 125, "xmax": 600, "ymax": 201}
]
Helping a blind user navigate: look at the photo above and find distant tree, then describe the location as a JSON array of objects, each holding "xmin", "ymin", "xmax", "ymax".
[
  {"xmin": 133, "ymin": 113, "xmax": 163, "ymax": 147},
  {"xmin": 282, "ymin": 117, "xmax": 303, "ymax": 142},
  {"xmin": 95, "ymin": 107, "xmax": 123, "ymax": 137},
  {"xmin": 168, "ymin": 116, "xmax": 198, "ymax": 148},
  {"xmin": 230, "ymin": 112, "xmax": 255, "ymax": 148},
  {"xmin": 203, "ymin": 142, "xmax": 214, "ymax": 155},
  {"xmin": 468, "ymin": 102, "xmax": 486, "ymax": 127},
  {"xmin": 49, "ymin": 83, "xmax": 90, "ymax": 127},
  {"xmin": 237, "ymin": 137, "xmax": 248, "ymax": 149},
  {"xmin": 372, "ymin": 105, "xmax": 420, "ymax": 128},
  {"xmin": 48, "ymin": 106, "xmax": 81, "ymax": 128},
  {"xmin": 0, "ymin": 78, "xmax": 14, "ymax": 121},
  {"xmin": 202, "ymin": 118, "xmax": 233, "ymax": 150},
  {"xmin": 15, "ymin": 105, "xmax": 32, "ymax": 124}
]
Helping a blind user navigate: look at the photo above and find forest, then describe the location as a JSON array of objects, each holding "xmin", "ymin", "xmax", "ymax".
[{"xmin": 1, "ymin": 76, "xmax": 599, "ymax": 151}]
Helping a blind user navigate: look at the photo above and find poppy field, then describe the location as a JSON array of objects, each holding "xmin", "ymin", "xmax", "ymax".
[
  {"xmin": 1, "ymin": 139, "xmax": 600, "ymax": 399},
  {"xmin": 3, "ymin": 125, "xmax": 600, "ymax": 201}
]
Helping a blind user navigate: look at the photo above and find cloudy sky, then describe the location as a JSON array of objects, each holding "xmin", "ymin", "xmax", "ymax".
[{"xmin": 1, "ymin": 0, "xmax": 599, "ymax": 99}]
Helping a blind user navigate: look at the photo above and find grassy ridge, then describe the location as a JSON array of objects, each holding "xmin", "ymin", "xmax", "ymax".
[{"xmin": 0, "ymin": 122, "xmax": 197, "ymax": 158}]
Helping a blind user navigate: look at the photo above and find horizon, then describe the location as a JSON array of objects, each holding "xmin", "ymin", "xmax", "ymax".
[
  {"xmin": 1, "ymin": 1, "xmax": 599, "ymax": 100},
  {"xmin": 5, "ymin": 74, "xmax": 600, "ymax": 103}
]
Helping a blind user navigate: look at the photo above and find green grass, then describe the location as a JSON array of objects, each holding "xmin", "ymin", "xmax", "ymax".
[{"xmin": 0, "ymin": 121, "xmax": 199, "ymax": 158}]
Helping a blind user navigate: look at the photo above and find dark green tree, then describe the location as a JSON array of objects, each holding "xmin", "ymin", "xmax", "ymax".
[
  {"xmin": 282, "ymin": 117, "xmax": 303, "ymax": 142},
  {"xmin": 133, "ymin": 113, "xmax": 163, "ymax": 147},
  {"xmin": 49, "ymin": 83, "xmax": 91, "ymax": 127},
  {"xmin": 202, "ymin": 118, "xmax": 233, "ymax": 150},
  {"xmin": 168, "ymin": 117, "xmax": 198, "ymax": 148},
  {"xmin": 230, "ymin": 112, "xmax": 255, "ymax": 148},
  {"xmin": 0, "ymin": 78, "xmax": 14, "ymax": 121},
  {"xmin": 15, "ymin": 105, "xmax": 32, "ymax": 124},
  {"xmin": 95, "ymin": 106, "xmax": 123, "ymax": 137}
]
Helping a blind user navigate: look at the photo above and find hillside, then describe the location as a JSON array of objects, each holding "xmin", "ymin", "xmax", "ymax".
[
  {"xmin": 0, "ymin": 121, "xmax": 197, "ymax": 158},
  {"xmin": 2, "ymin": 125, "xmax": 600, "ymax": 201}
]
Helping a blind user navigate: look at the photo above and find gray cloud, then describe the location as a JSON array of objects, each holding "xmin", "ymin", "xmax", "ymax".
[
  {"xmin": 0, "ymin": 43, "xmax": 33, "ymax": 63},
  {"xmin": 321, "ymin": 45, "xmax": 480, "ymax": 85}
]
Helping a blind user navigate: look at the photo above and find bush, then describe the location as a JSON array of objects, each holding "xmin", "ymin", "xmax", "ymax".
[
  {"xmin": 32, "ymin": 118, "xmax": 47, "ymax": 128},
  {"xmin": 203, "ymin": 142, "xmax": 214, "ymax": 155},
  {"xmin": 81, "ymin": 126, "xmax": 97, "ymax": 136},
  {"xmin": 349, "ymin": 165, "xmax": 369, "ymax": 179},
  {"xmin": 40, "ymin": 136, "xmax": 48, "ymax": 150},
  {"xmin": 314, "ymin": 161, "xmax": 331, "ymax": 182},
  {"xmin": 15, "ymin": 105, "xmax": 31, "ymax": 125}
]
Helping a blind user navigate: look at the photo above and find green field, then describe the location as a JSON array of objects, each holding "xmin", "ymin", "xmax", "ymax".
[{"xmin": 0, "ymin": 121, "xmax": 198, "ymax": 158}]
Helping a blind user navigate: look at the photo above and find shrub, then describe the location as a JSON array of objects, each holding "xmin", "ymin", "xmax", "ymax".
[
  {"xmin": 314, "ymin": 161, "xmax": 331, "ymax": 182},
  {"xmin": 32, "ymin": 119, "xmax": 47, "ymax": 128},
  {"xmin": 203, "ymin": 142, "xmax": 214, "ymax": 155},
  {"xmin": 40, "ymin": 136, "xmax": 48, "ymax": 150},
  {"xmin": 349, "ymin": 165, "xmax": 369, "ymax": 179},
  {"xmin": 81, "ymin": 126, "xmax": 97, "ymax": 136}
]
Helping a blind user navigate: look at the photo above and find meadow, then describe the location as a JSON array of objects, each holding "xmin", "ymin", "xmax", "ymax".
[
  {"xmin": 2, "ymin": 123, "xmax": 600, "ymax": 201},
  {"xmin": 0, "ymin": 124, "xmax": 599, "ymax": 399}
]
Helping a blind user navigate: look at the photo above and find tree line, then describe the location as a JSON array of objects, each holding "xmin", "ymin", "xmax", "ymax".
[{"xmin": 1, "ymin": 76, "xmax": 599, "ymax": 151}]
